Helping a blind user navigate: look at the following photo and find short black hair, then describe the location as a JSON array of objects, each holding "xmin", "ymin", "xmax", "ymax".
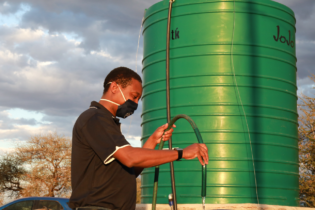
[{"xmin": 103, "ymin": 67, "xmax": 142, "ymax": 94}]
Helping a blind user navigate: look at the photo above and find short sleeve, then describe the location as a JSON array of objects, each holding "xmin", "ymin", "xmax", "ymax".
[{"xmin": 82, "ymin": 114, "xmax": 130, "ymax": 164}]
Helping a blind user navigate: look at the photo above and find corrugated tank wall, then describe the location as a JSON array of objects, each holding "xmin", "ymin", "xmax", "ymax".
[{"xmin": 141, "ymin": 0, "xmax": 298, "ymax": 206}]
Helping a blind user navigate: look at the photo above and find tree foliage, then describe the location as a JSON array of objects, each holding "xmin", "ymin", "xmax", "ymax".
[
  {"xmin": 299, "ymin": 74, "xmax": 315, "ymax": 207},
  {"xmin": 0, "ymin": 132, "xmax": 72, "ymax": 199},
  {"xmin": 0, "ymin": 155, "xmax": 26, "ymax": 197}
]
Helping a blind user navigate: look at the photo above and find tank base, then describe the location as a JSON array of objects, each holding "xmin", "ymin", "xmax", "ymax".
[{"xmin": 136, "ymin": 204, "xmax": 314, "ymax": 210}]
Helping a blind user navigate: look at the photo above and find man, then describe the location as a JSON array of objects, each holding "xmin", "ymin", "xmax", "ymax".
[{"xmin": 69, "ymin": 67, "xmax": 208, "ymax": 210}]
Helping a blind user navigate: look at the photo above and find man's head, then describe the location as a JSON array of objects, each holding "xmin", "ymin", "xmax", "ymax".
[
  {"xmin": 101, "ymin": 67, "xmax": 142, "ymax": 115},
  {"xmin": 103, "ymin": 67, "xmax": 142, "ymax": 94}
]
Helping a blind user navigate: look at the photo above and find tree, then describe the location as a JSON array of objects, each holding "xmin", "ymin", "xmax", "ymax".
[
  {"xmin": 16, "ymin": 132, "xmax": 72, "ymax": 198},
  {"xmin": 299, "ymin": 74, "xmax": 315, "ymax": 207},
  {"xmin": 0, "ymin": 154, "xmax": 26, "ymax": 198},
  {"xmin": 0, "ymin": 132, "xmax": 72, "ymax": 201}
]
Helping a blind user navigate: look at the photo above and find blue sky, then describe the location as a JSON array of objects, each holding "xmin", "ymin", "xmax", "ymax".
[{"xmin": 0, "ymin": 0, "xmax": 314, "ymax": 155}]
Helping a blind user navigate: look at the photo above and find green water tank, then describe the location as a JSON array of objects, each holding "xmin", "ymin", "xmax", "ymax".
[{"xmin": 141, "ymin": 0, "xmax": 298, "ymax": 206}]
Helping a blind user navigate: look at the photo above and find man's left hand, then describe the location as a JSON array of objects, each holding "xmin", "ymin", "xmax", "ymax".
[{"xmin": 150, "ymin": 123, "xmax": 176, "ymax": 145}]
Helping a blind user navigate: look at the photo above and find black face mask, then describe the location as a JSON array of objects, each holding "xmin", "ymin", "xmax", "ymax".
[
  {"xmin": 116, "ymin": 99, "xmax": 138, "ymax": 119},
  {"xmin": 100, "ymin": 83, "xmax": 138, "ymax": 119}
]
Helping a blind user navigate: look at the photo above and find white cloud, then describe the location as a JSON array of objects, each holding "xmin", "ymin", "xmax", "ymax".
[
  {"xmin": 10, "ymin": 28, "xmax": 44, "ymax": 43},
  {"xmin": 0, "ymin": 124, "xmax": 48, "ymax": 137},
  {"xmin": 62, "ymin": 32, "xmax": 82, "ymax": 46},
  {"xmin": 298, "ymin": 77, "xmax": 315, "ymax": 97},
  {"xmin": 127, "ymin": 139, "xmax": 141, "ymax": 147},
  {"xmin": 0, "ymin": 49, "xmax": 23, "ymax": 62},
  {"xmin": 7, "ymin": 108, "xmax": 44, "ymax": 121}
]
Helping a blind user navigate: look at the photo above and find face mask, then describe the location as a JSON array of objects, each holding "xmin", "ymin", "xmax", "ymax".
[{"xmin": 100, "ymin": 82, "xmax": 138, "ymax": 118}]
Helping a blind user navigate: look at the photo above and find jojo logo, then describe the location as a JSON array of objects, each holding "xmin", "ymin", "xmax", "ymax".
[{"xmin": 273, "ymin": 25, "xmax": 294, "ymax": 48}]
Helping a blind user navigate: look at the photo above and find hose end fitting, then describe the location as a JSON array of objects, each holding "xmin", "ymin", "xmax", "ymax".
[{"xmin": 169, "ymin": 194, "xmax": 174, "ymax": 209}]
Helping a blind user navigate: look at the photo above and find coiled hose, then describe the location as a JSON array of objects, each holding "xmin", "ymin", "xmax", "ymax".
[{"xmin": 152, "ymin": 114, "xmax": 207, "ymax": 210}]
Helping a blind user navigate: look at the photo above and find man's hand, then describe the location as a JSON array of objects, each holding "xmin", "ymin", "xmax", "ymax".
[
  {"xmin": 183, "ymin": 143, "xmax": 209, "ymax": 165},
  {"xmin": 148, "ymin": 123, "xmax": 176, "ymax": 145},
  {"xmin": 134, "ymin": 123, "xmax": 176, "ymax": 176}
]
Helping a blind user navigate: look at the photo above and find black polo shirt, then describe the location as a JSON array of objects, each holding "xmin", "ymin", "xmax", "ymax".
[{"xmin": 69, "ymin": 101, "xmax": 136, "ymax": 210}]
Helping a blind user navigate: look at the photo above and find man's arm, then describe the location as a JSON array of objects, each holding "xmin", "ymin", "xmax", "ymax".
[
  {"xmin": 113, "ymin": 143, "xmax": 209, "ymax": 173},
  {"xmin": 114, "ymin": 123, "xmax": 208, "ymax": 177},
  {"xmin": 133, "ymin": 141, "xmax": 157, "ymax": 177},
  {"xmin": 113, "ymin": 146, "xmax": 178, "ymax": 168}
]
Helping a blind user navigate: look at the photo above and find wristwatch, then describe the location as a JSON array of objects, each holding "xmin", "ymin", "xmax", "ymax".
[{"xmin": 174, "ymin": 148, "xmax": 183, "ymax": 161}]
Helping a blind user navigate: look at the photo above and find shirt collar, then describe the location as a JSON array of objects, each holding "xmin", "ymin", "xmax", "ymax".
[
  {"xmin": 90, "ymin": 101, "xmax": 120, "ymax": 125},
  {"xmin": 111, "ymin": 116, "xmax": 120, "ymax": 124}
]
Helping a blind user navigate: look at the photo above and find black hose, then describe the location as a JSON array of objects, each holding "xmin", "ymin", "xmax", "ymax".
[
  {"xmin": 165, "ymin": 1, "xmax": 178, "ymax": 210},
  {"xmin": 152, "ymin": 1, "xmax": 177, "ymax": 210},
  {"xmin": 152, "ymin": 114, "xmax": 207, "ymax": 209}
]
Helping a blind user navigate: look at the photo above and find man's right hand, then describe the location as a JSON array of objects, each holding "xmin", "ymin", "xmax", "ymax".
[{"xmin": 183, "ymin": 143, "xmax": 209, "ymax": 165}]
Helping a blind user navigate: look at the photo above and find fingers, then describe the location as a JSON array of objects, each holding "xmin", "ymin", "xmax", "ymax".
[
  {"xmin": 161, "ymin": 125, "xmax": 175, "ymax": 141},
  {"xmin": 163, "ymin": 128, "xmax": 174, "ymax": 139},
  {"xmin": 164, "ymin": 128, "xmax": 174, "ymax": 135},
  {"xmin": 160, "ymin": 123, "xmax": 176, "ymax": 130},
  {"xmin": 195, "ymin": 144, "xmax": 208, "ymax": 165},
  {"xmin": 199, "ymin": 146, "xmax": 209, "ymax": 165},
  {"xmin": 197, "ymin": 154, "xmax": 204, "ymax": 165},
  {"xmin": 162, "ymin": 131, "xmax": 173, "ymax": 141},
  {"xmin": 160, "ymin": 123, "xmax": 168, "ymax": 130},
  {"xmin": 153, "ymin": 123, "xmax": 176, "ymax": 144},
  {"xmin": 182, "ymin": 143, "xmax": 209, "ymax": 165},
  {"xmin": 200, "ymin": 143, "xmax": 208, "ymax": 152}
]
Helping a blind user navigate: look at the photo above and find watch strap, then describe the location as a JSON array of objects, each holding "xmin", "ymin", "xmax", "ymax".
[{"xmin": 174, "ymin": 148, "xmax": 183, "ymax": 161}]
